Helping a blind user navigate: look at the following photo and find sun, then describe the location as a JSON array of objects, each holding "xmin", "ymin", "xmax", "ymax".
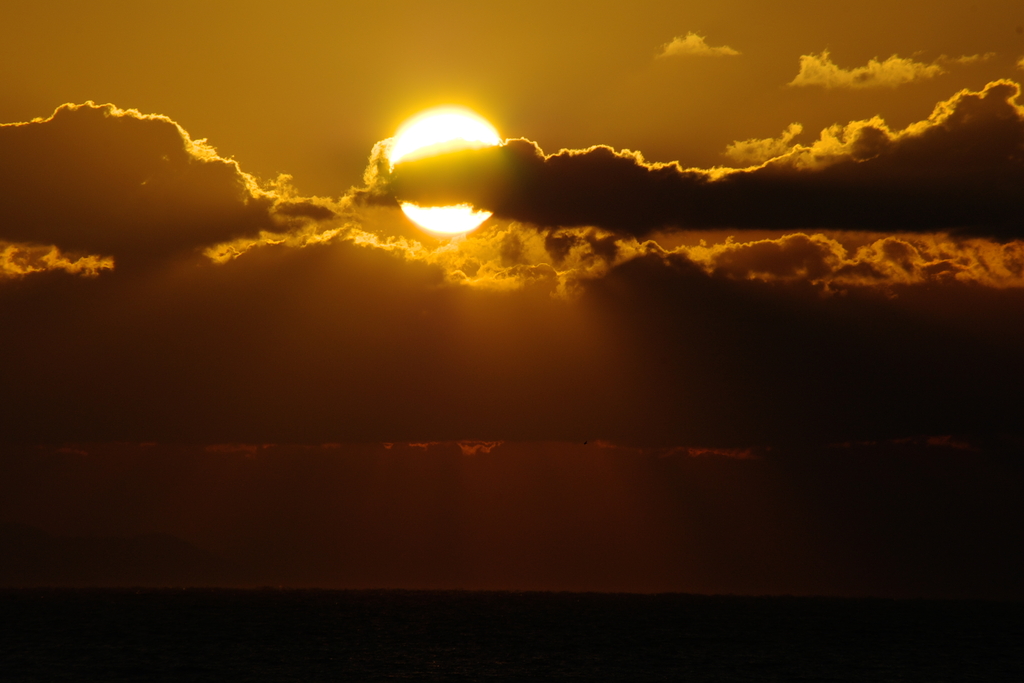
[
  {"xmin": 389, "ymin": 107, "xmax": 501, "ymax": 235},
  {"xmin": 389, "ymin": 107, "xmax": 501, "ymax": 168}
]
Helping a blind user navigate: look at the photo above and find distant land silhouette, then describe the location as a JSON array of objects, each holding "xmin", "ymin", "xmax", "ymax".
[{"xmin": 0, "ymin": 522, "xmax": 246, "ymax": 587}]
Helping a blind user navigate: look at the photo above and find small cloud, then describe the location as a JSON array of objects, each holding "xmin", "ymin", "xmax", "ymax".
[
  {"xmin": 1017, "ymin": 56, "xmax": 1024, "ymax": 70},
  {"xmin": 725, "ymin": 123, "xmax": 804, "ymax": 166},
  {"xmin": 657, "ymin": 32, "xmax": 740, "ymax": 59},
  {"xmin": 457, "ymin": 440, "xmax": 503, "ymax": 456},
  {"xmin": 789, "ymin": 50, "xmax": 944, "ymax": 88}
]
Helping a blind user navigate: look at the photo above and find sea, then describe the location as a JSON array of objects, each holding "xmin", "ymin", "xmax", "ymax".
[{"xmin": 1, "ymin": 589, "xmax": 1021, "ymax": 681}]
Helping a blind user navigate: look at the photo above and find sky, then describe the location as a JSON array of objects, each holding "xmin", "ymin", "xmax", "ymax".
[{"xmin": 1, "ymin": 0, "xmax": 1023, "ymax": 596}]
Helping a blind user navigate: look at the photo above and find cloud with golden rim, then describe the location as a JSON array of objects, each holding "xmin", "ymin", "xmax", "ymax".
[
  {"xmin": 657, "ymin": 32, "xmax": 740, "ymax": 59},
  {"xmin": 383, "ymin": 80, "xmax": 1024, "ymax": 241},
  {"xmin": 677, "ymin": 232, "xmax": 1024, "ymax": 289},
  {"xmin": 0, "ymin": 102, "xmax": 343, "ymax": 273},
  {"xmin": 1, "ymin": 109, "xmax": 1023, "ymax": 448},
  {"xmin": 5, "ymin": 83, "xmax": 1024, "ymax": 301}
]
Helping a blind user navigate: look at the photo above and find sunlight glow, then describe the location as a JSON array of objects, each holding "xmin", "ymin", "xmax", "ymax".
[{"xmin": 399, "ymin": 202, "xmax": 493, "ymax": 235}]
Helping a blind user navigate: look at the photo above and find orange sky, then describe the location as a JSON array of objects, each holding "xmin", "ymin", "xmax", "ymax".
[{"xmin": 1, "ymin": 0, "xmax": 1023, "ymax": 596}]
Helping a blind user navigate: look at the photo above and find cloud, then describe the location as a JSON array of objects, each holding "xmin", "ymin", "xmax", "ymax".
[
  {"xmin": 677, "ymin": 232, "xmax": 1024, "ymax": 289},
  {"xmin": 384, "ymin": 80, "xmax": 1024, "ymax": 241},
  {"xmin": 787, "ymin": 52, "xmax": 993, "ymax": 90},
  {"xmin": 6, "ymin": 88, "xmax": 1024, "ymax": 298},
  {"xmin": 942, "ymin": 52, "xmax": 996, "ymax": 66},
  {"xmin": 1018, "ymin": 56, "xmax": 1024, "ymax": 70},
  {"xmin": 2, "ymin": 93, "xmax": 1023, "ymax": 450},
  {"xmin": 724, "ymin": 123, "xmax": 804, "ymax": 166},
  {"xmin": 657, "ymin": 33, "xmax": 740, "ymax": 58},
  {"xmin": 457, "ymin": 440, "xmax": 503, "ymax": 455},
  {"xmin": 0, "ymin": 102, "xmax": 342, "ymax": 269},
  {"xmin": 339, "ymin": 222, "xmax": 623, "ymax": 297},
  {"xmin": 1, "ymin": 242, "xmax": 114, "ymax": 279},
  {"xmin": 788, "ymin": 51, "xmax": 945, "ymax": 88},
  {"xmin": 300, "ymin": 220, "xmax": 1024, "ymax": 299},
  {"xmin": 3, "ymin": 218, "xmax": 1021, "ymax": 448},
  {"xmin": 577, "ymin": 249, "xmax": 1024, "ymax": 446}
]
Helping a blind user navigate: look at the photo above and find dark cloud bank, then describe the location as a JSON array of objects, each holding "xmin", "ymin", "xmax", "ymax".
[
  {"xmin": 1, "ymin": 86, "xmax": 1023, "ymax": 595},
  {"xmin": 0, "ymin": 85, "xmax": 1021, "ymax": 447},
  {"xmin": 2, "ymin": 236, "xmax": 1021, "ymax": 447}
]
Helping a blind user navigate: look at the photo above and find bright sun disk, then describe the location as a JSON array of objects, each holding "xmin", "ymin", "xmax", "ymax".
[
  {"xmin": 400, "ymin": 203, "xmax": 493, "ymax": 235},
  {"xmin": 389, "ymin": 107, "xmax": 501, "ymax": 235}
]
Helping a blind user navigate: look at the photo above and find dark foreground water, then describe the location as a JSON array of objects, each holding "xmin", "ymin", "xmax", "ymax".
[{"xmin": 1, "ymin": 589, "xmax": 1022, "ymax": 682}]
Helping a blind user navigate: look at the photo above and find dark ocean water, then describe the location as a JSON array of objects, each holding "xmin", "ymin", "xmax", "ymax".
[{"xmin": 1, "ymin": 589, "xmax": 1021, "ymax": 682}]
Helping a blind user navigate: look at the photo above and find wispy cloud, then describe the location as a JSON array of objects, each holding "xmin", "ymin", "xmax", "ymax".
[
  {"xmin": 1, "ymin": 242, "xmax": 113, "ymax": 279},
  {"xmin": 943, "ymin": 52, "xmax": 996, "ymax": 65},
  {"xmin": 657, "ymin": 32, "xmax": 740, "ymax": 59}
]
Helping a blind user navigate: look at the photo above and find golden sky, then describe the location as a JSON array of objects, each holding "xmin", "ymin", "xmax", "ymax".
[
  {"xmin": 3, "ymin": 0, "xmax": 1023, "ymax": 193},
  {"xmin": 1, "ymin": 0, "xmax": 1023, "ymax": 596}
]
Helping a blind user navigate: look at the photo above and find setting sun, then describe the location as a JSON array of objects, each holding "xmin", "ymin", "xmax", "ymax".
[{"xmin": 389, "ymin": 107, "xmax": 501, "ymax": 235}]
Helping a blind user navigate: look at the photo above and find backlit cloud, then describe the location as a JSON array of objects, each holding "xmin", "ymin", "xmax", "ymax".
[
  {"xmin": 788, "ymin": 50, "xmax": 944, "ymax": 88},
  {"xmin": 2, "ymin": 86, "xmax": 1023, "ymax": 449},
  {"xmin": 386, "ymin": 80, "xmax": 1024, "ymax": 241},
  {"xmin": 0, "ymin": 102, "xmax": 342, "ymax": 270},
  {"xmin": 6, "ymin": 83, "xmax": 1023, "ymax": 300},
  {"xmin": 339, "ymin": 222, "xmax": 1024, "ymax": 296},
  {"xmin": 678, "ymin": 232, "xmax": 1024, "ymax": 289},
  {"xmin": 657, "ymin": 32, "xmax": 740, "ymax": 58},
  {"xmin": 1, "ymin": 242, "xmax": 113, "ymax": 279}
]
